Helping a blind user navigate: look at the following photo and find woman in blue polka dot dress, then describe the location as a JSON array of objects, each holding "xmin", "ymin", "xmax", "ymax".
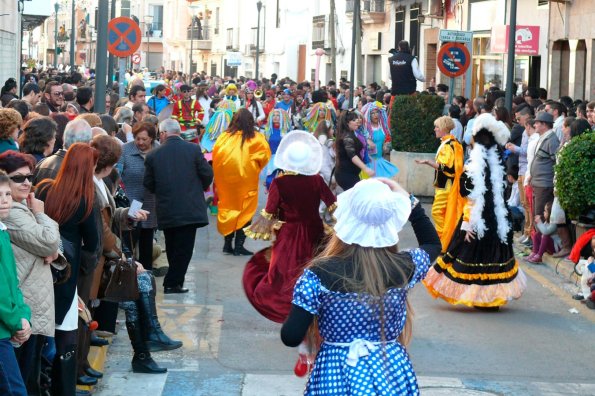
[{"xmin": 281, "ymin": 178, "xmax": 441, "ymax": 395}]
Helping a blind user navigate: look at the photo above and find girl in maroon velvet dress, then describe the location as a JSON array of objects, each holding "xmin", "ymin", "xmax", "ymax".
[{"xmin": 243, "ymin": 131, "xmax": 336, "ymax": 323}]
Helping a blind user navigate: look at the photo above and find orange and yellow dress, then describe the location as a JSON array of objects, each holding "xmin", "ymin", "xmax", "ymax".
[
  {"xmin": 431, "ymin": 134, "xmax": 465, "ymax": 252},
  {"xmin": 212, "ymin": 131, "xmax": 271, "ymax": 236}
]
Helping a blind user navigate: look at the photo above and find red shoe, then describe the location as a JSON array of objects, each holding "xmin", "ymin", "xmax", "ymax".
[
  {"xmin": 526, "ymin": 253, "xmax": 537, "ymax": 261},
  {"xmin": 294, "ymin": 354, "xmax": 313, "ymax": 377}
]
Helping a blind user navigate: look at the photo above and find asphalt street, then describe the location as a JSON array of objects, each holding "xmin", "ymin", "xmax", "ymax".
[{"xmin": 94, "ymin": 203, "xmax": 595, "ymax": 396}]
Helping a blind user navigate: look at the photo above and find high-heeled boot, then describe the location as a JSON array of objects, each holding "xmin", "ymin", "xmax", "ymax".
[
  {"xmin": 223, "ymin": 233, "xmax": 234, "ymax": 254},
  {"xmin": 124, "ymin": 302, "xmax": 167, "ymax": 374},
  {"xmin": 233, "ymin": 229, "xmax": 253, "ymax": 256},
  {"xmin": 139, "ymin": 276, "xmax": 183, "ymax": 352}
]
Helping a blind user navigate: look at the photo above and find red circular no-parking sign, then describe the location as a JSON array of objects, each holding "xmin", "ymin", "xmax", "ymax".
[
  {"xmin": 437, "ymin": 42, "xmax": 471, "ymax": 78},
  {"xmin": 107, "ymin": 17, "xmax": 142, "ymax": 58}
]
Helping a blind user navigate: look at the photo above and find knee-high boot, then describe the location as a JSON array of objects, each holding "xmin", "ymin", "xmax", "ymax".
[
  {"xmin": 124, "ymin": 302, "xmax": 167, "ymax": 374},
  {"xmin": 223, "ymin": 233, "xmax": 234, "ymax": 254},
  {"xmin": 138, "ymin": 277, "xmax": 183, "ymax": 352},
  {"xmin": 233, "ymin": 228, "xmax": 253, "ymax": 256},
  {"xmin": 51, "ymin": 347, "xmax": 77, "ymax": 396},
  {"xmin": 552, "ymin": 225, "xmax": 572, "ymax": 258}
]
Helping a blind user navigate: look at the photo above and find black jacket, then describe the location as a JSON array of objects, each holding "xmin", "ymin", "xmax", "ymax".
[
  {"xmin": 143, "ymin": 135, "xmax": 213, "ymax": 230},
  {"xmin": 33, "ymin": 149, "xmax": 66, "ymax": 185}
]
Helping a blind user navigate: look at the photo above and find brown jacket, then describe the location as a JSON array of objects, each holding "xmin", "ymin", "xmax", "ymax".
[{"xmin": 90, "ymin": 181, "xmax": 130, "ymax": 300}]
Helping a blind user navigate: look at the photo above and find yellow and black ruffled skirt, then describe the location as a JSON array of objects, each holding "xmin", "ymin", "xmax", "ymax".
[{"xmin": 424, "ymin": 219, "xmax": 526, "ymax": 308}]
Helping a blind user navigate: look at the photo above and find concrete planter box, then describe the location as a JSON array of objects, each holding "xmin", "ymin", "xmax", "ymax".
[{"xmin": 390, "ymin": 150, "xmax": 435, "ymax": 197}]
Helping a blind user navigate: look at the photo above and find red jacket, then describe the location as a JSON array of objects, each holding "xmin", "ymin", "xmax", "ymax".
[{"xmin": 171, "ymin": 99, "xmax": 204, "ymax": 131}]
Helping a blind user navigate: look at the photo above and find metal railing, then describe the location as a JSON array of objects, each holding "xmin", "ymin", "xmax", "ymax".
[
  {"xmin": 346, "ymin": 0, "xmax": 385, "ymax": 13},
  {"xmin": 187, "ymin": 27, "xmax": 213, "ymax": 40}
]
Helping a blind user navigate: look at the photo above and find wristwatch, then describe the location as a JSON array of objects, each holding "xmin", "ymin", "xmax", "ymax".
[{"xmin": 409, "ymin": 193, "xmax": 419, "ymax": 209}]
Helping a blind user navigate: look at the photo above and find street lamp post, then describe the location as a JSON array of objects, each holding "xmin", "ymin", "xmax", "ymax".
[
  {"xmin": 255, "ymin": 1, "xmax": 262, "ymax": 80},
  {"xmin": 145, "ymin": 14, "xmax": 153, "ymax": 71},
  {"xmin": 188, "ymin": 3, "xmax": 199, "ymax": 75},
  {"xmin": 54, "ymin": 2, "xmax": 59, "ymax": 68},
  {"xmin": 70, "ymin": 0, "xmax": 75, "ymax": 70}
]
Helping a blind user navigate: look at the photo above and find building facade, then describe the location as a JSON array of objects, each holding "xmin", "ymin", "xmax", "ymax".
[
  {"xmin": 548, "ymin": 0, "xmax": 595, "ymax": 101},
  {"xmin": 0, "ymin": 0, "xmax": 20, "ymax": 86}
]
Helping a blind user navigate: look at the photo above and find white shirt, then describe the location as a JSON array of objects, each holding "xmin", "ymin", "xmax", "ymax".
[
  {"xmin": 507, "ymin": 182, "xmax": 522, "ymax": 209},
  {"xmin": 451, "ymin": 119, "xmax": 463, "ymax": 143},
  {"xmin": 198, "ymin": 96, "xmax": 212, "ymax": 125},
  {"xmin": 524, "ymin": 132, "xmax": 540, "ymax": 185},
  {"xmin": 553, "ymin": 115, "xmax": 564, "ymax": 142},
  {"xmin": 55, "ymin": 288, "xmax": 78, "ymax": 330},
  {"xmin": 93, "ymin": 175, "xmax": 109, "ymax": 203}
]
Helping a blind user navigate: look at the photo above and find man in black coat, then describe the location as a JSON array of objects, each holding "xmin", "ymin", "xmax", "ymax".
[{"xmin": 144, "ymin": 119, "xmax": 214, "ymax": 294}]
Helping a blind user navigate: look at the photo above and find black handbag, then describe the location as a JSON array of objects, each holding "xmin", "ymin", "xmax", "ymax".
[
  {"xmin": 102, "ymin": 257, "xmax": 139, "ymax": 302},
  {"xmin": 102, "ymin": 228, "xmax": 139, "ymax": 302}
]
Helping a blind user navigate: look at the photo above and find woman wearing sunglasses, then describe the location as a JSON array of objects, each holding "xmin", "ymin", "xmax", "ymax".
[{"xmin": 0, "ymin": 150, "xmax": 60, "ymax": 394}]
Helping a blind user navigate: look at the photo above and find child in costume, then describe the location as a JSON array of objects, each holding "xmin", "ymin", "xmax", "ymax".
[
  {"xmin": 281, "ymin": 178, "xmax": 441, "ymax": 394},
  {"xmin": 424, "ymin": 113, "xmax": 527, "ymax": 309},
  {"xmin": 301, "ymin": 102, "xmax": 332, "ymax": 134},
  {"xmin": 200, "ymin": 108, "xmax": 233, "ymax": 153},
  {"xmin": 361, "ymin": 101, "xmax": 398, "ymax": 178},
  {"xmin": 263, "ymin": 108, "xmax": 292, "ymax": 189},
  {"xmin": 243, "ymin": 131, "xmax": 336, "ymax": 323},
  {"xmin": 200, "ymin": 107, "xmax": 234, "ymax": 216}
]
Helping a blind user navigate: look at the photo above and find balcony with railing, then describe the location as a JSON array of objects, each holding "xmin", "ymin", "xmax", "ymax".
[
  {"xmin": 346, "ymin": 0, "xmax": 386, "ymax": 24},
  {"xmin": 311, "ymin": 15, "xmax": 330, "ymax": 50},
  {"xmin": 187, "ymin": 26, "xmax": 213, "ymax": 51},
  {"xmin": 226, "ymin": 28, "xmax": 239, "ymax": 51},
  {"xmin": 246, "ymin": 27, "xmax": 264, "ymax": 54},
  {"xmin": 144, "ymin": 22, "xmax": 164, "ymax": 42}
]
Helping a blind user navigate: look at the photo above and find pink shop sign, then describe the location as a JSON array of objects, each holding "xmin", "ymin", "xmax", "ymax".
[{"xmin": 490, "ymin": 25, "xmax": 540, "ymax": 56}]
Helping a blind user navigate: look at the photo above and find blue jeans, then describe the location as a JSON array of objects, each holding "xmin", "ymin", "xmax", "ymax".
[{"xmin": 0, "ymin": 338, "xmax": 27, "ymax": 396}]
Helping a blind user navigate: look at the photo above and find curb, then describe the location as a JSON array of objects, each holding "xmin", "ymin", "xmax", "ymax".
[
  {"xmin": 516, "ymin": 242, "xmax": 579, "ymax": 284},
  {"xmin": 76, "ymin": 336, "xmax": 111, "ymax": 394}
]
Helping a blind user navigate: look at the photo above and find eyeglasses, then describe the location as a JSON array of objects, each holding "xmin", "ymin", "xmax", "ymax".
[
  {"xmin": 9, "ymin": 174, "xmax": 34, "ymax": 184},
  {"xmin": 52, "ymin": 91, "xmax": 64, "ymax": 97},
  {"xmin": 182, "ymin": 90, "xmax": 192, "ymax": 93}
]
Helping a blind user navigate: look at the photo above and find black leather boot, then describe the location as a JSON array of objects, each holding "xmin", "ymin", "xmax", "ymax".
[
  {"xmin": 125, "ymin": 304, "xmax": 167, "ymax": 374},
  {"xmin": 51, "ymin": 348, "xmax": 77, "ymax": 396},
  {"xmin": 223, "ymin": 233, "xmax": 234, "ymax": 254},
  {"xmin": 138, "ymin": 278, "xmax": 183, "ymax": 352},
  {"xmin": 233, "ymin": 229, "xmax": 253, "ymax": 256}
]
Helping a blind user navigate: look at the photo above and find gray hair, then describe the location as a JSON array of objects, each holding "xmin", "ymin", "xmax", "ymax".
[
  {"xmin": 114, "ymin": 107, "xmax": 134, "ymax": 124},
  {"xmin": 63, "ymin": 119, "xmax": 92, "ymax": 149},
  {"xmin": 159, "ymin": 119, "xmax": 181, "ymax": 135}
]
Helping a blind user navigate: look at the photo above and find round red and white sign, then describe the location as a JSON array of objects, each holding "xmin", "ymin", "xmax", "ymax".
[{"xmin": 132, "ymin": 53, "xmax": 141, "ymax": 64}]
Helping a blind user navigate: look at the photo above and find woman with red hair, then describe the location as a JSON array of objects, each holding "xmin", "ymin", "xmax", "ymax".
[{"xmin": 36, "ymin": 143, "xmax": 100, "ymax": 396}]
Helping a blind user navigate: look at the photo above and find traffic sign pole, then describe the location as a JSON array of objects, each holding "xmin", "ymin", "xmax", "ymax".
[
  {"xmin": 118, "ymin": 58, "xmax": 126, "ymax": 98},
  {"xmin": 449, "ymin": 77, "xmax": 455, "ymax": 108},
  {"xmin": 94, "ymin": 0, "xmax": 109, "ymax": 114}
]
